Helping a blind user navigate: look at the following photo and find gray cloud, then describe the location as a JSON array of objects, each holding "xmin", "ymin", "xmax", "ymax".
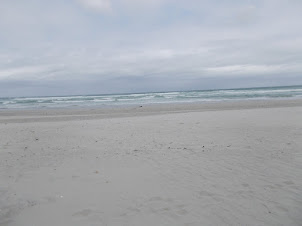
[
  {"xmin": 0, "ymin": 0, "xmax": 301, "ymax": 96},
  {"xmin": 77, "ymin": 0, "xmax": 112, "ymax": 13}
]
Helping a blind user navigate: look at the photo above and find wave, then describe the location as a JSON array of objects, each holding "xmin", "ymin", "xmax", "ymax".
[{"xmin": 1, "ymin": 85, "xmax": 302, "ymax": 109}]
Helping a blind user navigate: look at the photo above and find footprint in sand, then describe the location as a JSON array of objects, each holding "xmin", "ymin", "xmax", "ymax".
[
  {"xmin": 72, "ymin": 209, "xmax": 93, "ymax": 217},
  {"xmin": 283, "ymin": 180, "xmax": 294, "ymax": 185},
  {"xmin": 147, "ymin": 197, "xmax": 188, "ymax": 216},
  {"xmin": 121, "ymin": 197, "xmax": 188, "ymax": 218}
]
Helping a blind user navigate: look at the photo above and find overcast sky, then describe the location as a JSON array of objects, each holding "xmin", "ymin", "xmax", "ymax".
[{"xmin": 0, "ymin": 0, "xmax": 302, "ymax": 96}]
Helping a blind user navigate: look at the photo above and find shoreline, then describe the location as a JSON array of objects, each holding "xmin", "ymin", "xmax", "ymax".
[
  {"xmin": 1, "ymin": 85, "xmax": 302, "ymax": 111},
  {"xmin": 1, "ymin": 99, "xmax": 302, "ymax": 123}
]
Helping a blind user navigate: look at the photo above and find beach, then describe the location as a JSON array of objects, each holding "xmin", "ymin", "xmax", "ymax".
[{"xmin": 1, "ymin": 99, "xmax": 302, "ymax": 226}]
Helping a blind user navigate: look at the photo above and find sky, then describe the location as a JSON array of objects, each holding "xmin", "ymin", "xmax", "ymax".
[{"xmin": 0, "ymin": 0, "xmax": 302, "ymax": 97}]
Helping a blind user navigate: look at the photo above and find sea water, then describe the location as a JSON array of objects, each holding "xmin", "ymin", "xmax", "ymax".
[{"xmin": 1, "ymin": 85, "xmax": 302, "ymax": 109}]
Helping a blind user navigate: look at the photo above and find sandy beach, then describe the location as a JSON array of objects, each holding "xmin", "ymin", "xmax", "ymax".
[{"xmin": 1, "ymin": 99, "xmax": 302, "ymax": 226}]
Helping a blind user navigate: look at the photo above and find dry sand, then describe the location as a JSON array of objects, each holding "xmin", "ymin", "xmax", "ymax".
[{"xmin": 1, "ymin": 100, "xmax": 302, "ymax": 226}]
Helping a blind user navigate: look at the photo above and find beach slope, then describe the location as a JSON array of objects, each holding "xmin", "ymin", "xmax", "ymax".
[{"xmin": 1, "ymin": 100, "xmax": 302, "ymax": 225}]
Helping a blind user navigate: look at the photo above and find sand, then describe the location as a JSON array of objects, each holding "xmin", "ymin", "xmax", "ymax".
[{"xmin": 1, "ymin": 100, "xmax": 302, "ymax": 226}]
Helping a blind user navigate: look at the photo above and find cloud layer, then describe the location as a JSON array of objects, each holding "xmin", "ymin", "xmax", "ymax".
[
  {"xmin": 77, "ymin": 0, "xmax": 112, "ymax": 13},
  {"xmin": 0, "ymin": 0, "xmax": 302, "ymax": 96}
]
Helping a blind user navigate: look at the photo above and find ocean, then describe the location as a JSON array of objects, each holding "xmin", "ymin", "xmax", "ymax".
[{"xmin": 1, "ymin": 85, "xmax": 302, "ymax": 109}]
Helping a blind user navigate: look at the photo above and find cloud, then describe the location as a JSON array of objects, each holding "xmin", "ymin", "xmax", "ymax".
[
  {"xmin": 117, "ymin": 0, "xmax": 168, "ymax": 10},
  {"xmin": 77, "ymin": 0, "xmax": 112, "ymax": 13},
  {"xmin": 0, "ymin": 65, "xmax": 65, "ymax": 80},
  {"xmin": 0, "ymin": 0, "xmax": 302, "ymax": 96},
  {"xmin": 205, "ymin": 64, "xmax": 302, "ymax": 76}
]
